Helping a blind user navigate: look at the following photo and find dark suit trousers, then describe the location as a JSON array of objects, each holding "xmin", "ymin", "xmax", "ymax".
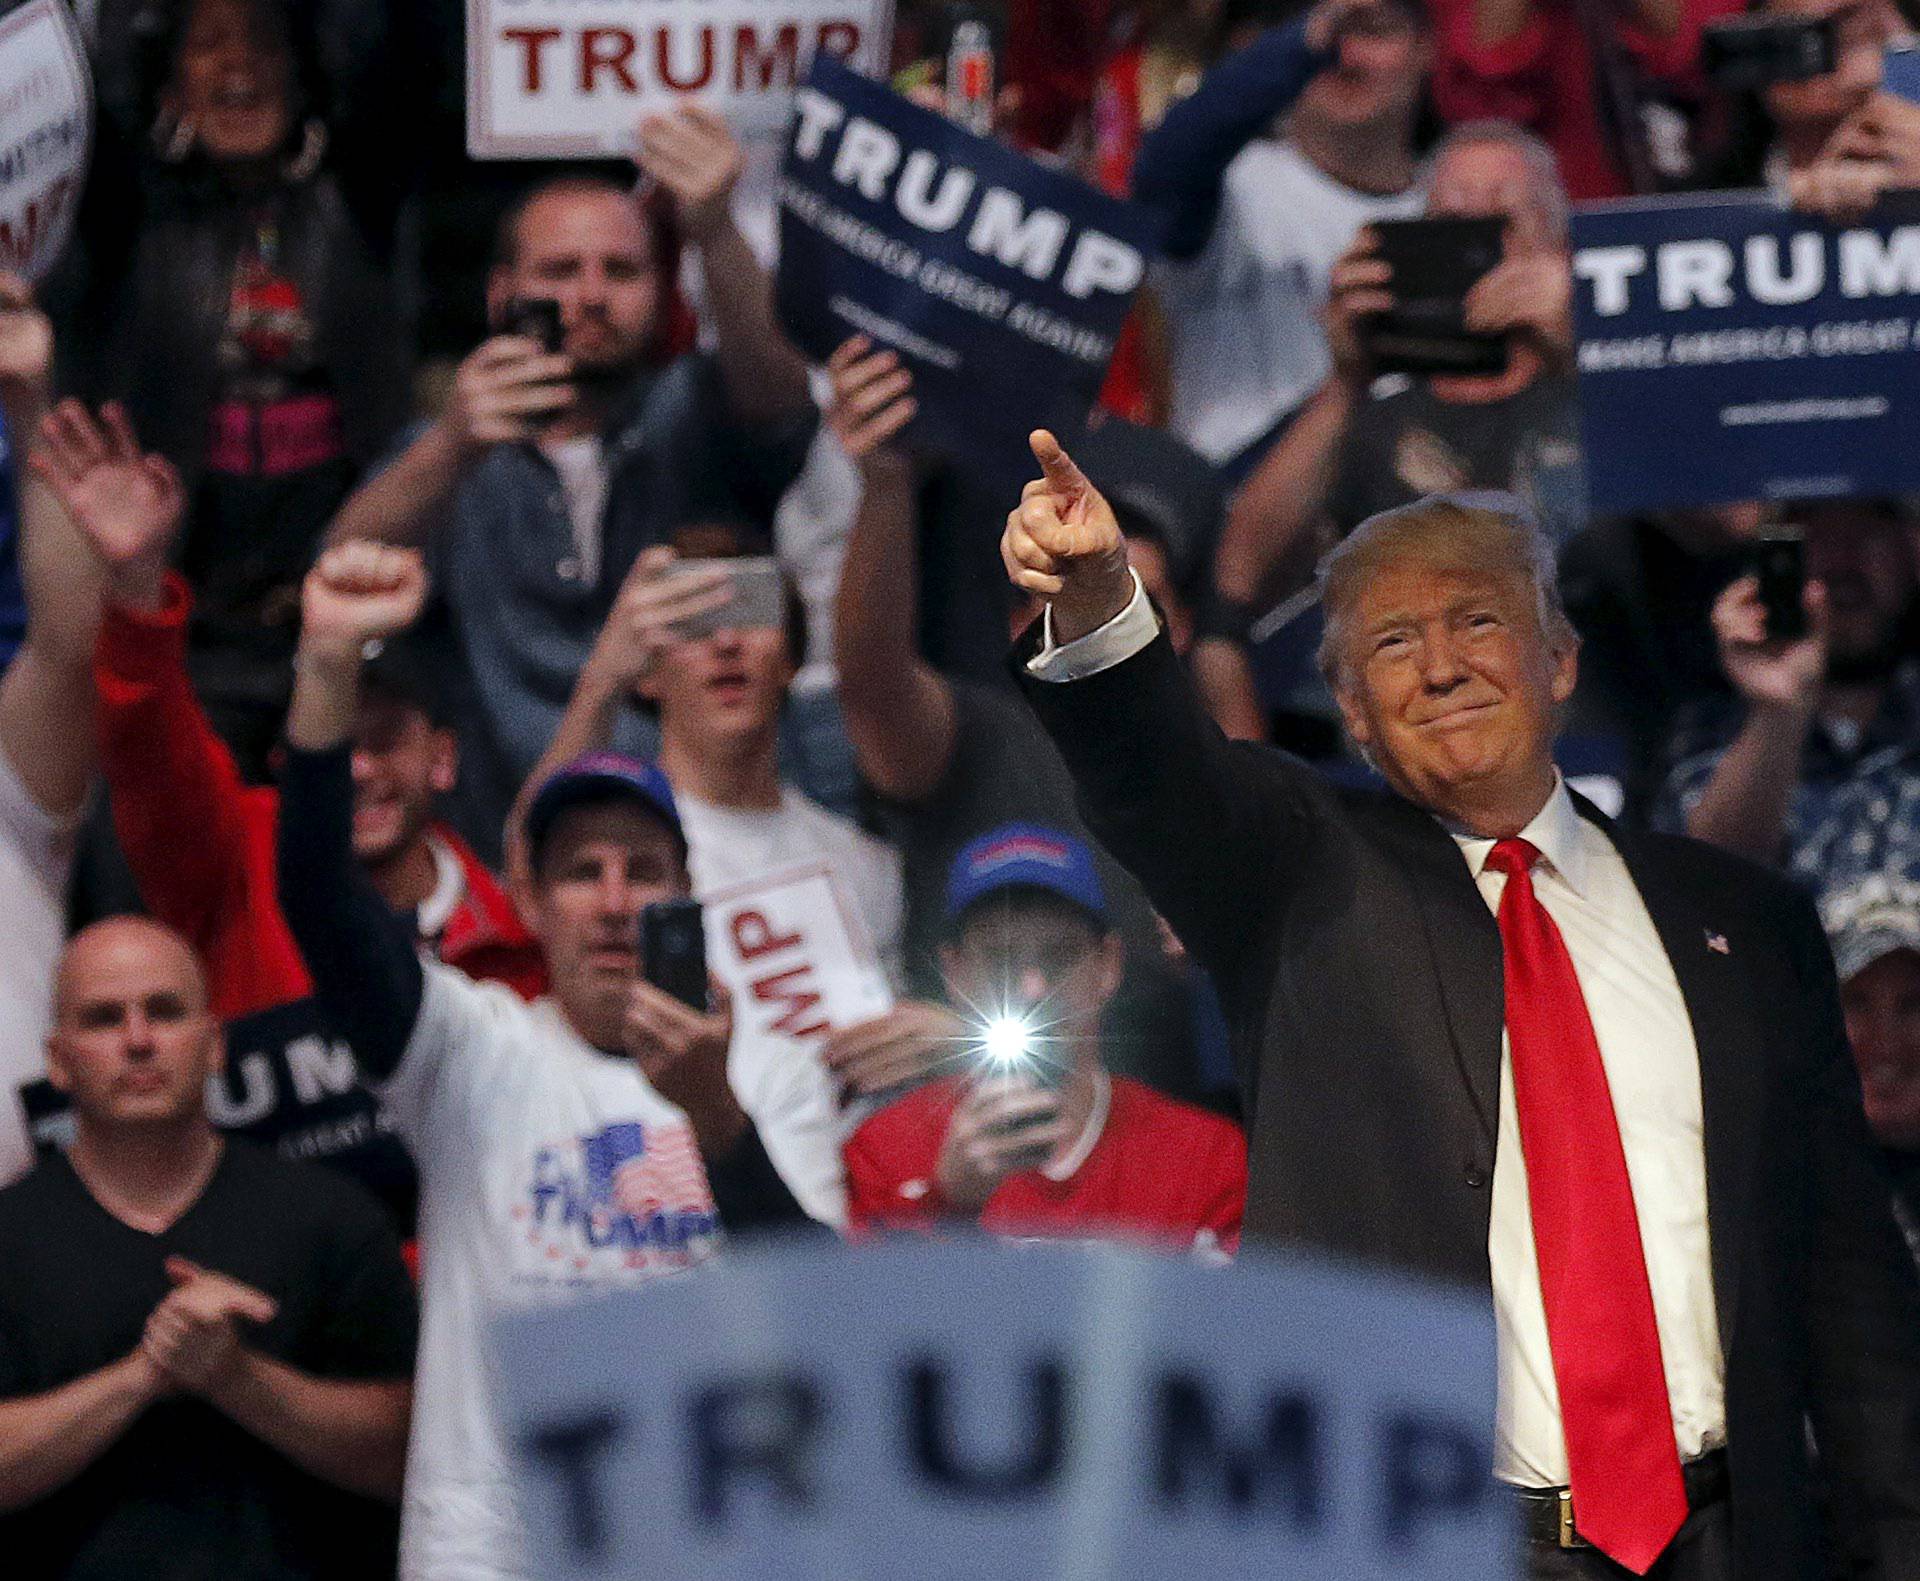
[{"xmin": 1526, "ymin": 1504, "xmax": 1732, "ymax": 1581}]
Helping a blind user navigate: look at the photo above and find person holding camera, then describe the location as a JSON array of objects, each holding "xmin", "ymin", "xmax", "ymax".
[
  {"xmin": 275, "ymin": 540, "xmax": 814, "ymax": 1581},
  {"xmin": 1657, "ymin": 500, "xmax": 1920, "ymax": 874},
  {"xmin": 328, "ymin": 106, "xmax": 815, "ymax": 865},
  {"xmin": 1132, "ymin": 0, "xmax": 1430, "ymax": 483},
  {"xmin": 1217, "ymin": 120, "xmax": 1583, "ymax": 621},
  {"xmin": 843, "ymin": 825, "xmax": 1246, "ymax": 1252},
  {"xmin": 1000, "ymin": 436, "xmax": 1920, "ymax": 1579},
  {"xmin": 506, "ymin": 541, "xmax": 907, "ymax": 1227}
]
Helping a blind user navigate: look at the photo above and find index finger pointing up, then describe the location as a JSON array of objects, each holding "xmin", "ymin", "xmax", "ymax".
[{"xmin": 1030, "ymin": 429, "xmax": 1089, "ymax": 498}]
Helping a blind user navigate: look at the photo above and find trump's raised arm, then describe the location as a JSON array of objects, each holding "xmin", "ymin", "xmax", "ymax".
[{"xmin": 1003, "ymin": 433, "xmax": 1322, "ymax": 997}]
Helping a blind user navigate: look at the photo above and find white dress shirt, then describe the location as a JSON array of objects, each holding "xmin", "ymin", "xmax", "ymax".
[{"xmin": 1029, "ymin": 584, "xmax": 1727, "ymax": 1485}]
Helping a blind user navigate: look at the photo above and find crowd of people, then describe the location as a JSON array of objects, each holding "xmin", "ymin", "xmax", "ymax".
[{"xmin": 2, "ymin": 0, "xmax": 1920, "ymax": 1576}]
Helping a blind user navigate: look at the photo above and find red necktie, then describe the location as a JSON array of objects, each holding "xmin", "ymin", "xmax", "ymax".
[{"xmin": 1485, "ymin": 837, "xmax": 1688, "ymax": 1574}]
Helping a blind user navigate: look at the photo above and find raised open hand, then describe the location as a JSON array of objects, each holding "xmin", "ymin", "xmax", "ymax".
[{"xmin": 31, "ymin": 401, "xmax": 184, "ymax": 609}]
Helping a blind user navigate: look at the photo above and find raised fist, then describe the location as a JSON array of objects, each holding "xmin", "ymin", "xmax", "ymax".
[
  {"xmin": 299, "ymin": 541, "xmax": 428, "ymax": 661},
  {"xmin": 1000, "ymin": 430, "xmax": 1131, "ymax": 642}
]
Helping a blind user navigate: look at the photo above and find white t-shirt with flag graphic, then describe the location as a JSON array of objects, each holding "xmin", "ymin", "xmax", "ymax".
[{"xmin": 385, "ymin": 962, "xmax": 722, "ymax": 1581}]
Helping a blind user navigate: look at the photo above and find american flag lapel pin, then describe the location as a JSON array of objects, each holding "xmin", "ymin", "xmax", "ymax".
[{"xmin": 1705, "ymin": 929, "xmax": 1731, "ymax": 955}]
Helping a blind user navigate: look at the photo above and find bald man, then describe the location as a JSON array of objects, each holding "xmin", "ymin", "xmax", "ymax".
[{"xmin": 0, "ymin": 919, "xmax": 419, "ymax": 1581}]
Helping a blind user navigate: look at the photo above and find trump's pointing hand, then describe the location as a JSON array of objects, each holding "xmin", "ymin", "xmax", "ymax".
[{"xmin": 1001, "ymin": 429, "xmax": 1133, "ymax": 643}]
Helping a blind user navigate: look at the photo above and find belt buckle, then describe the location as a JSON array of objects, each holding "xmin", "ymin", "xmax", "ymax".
[{"xmin": 1557, "ymin": 1489, "xmax": 1578, "ymax": 1549}]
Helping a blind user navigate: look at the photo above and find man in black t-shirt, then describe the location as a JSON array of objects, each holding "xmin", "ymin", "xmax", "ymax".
[{"xmin": 0, "ymin": 916, "xmax": 416, "ymax": 1580}]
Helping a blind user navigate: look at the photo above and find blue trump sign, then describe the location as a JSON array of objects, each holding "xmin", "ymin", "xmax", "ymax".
[
  {"xmin": 775, "ymin": 56, "xmax": 1162, "ymax": 458},
  {"xmin": 1572, "ymin": 192, "xmax": 1920, "ymax": 514}
]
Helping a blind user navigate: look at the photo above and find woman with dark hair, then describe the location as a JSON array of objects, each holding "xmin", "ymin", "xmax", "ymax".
[{"xmin": 63, "ymin": 0, "xmax": 415, "ymax": 776}]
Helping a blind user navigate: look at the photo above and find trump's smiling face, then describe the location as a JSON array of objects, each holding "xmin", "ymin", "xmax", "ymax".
[{"xmin": 1335, "ymin": 559, "xmax": 1576, "ymax": 826}]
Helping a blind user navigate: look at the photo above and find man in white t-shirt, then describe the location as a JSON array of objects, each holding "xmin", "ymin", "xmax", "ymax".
[
  {"xmin": 516, "ymin": 545, "xmax": 905, "ymax": 1225},
  {"xmin": 277, "ymin": 542, "xmax": 818, "ymax": 1581},
  {"xmin": 0, "ymin": 277, "xmax": 111, "ymax": 1181},
  {"xmin": 1133, "ymin": 0, "xmax": 1429, "ymax": 482}
]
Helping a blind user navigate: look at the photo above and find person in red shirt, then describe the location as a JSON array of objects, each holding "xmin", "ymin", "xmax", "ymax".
[
  {"xmin": 33, "ymin": 402, "xmax": 544, "ymax": 1230},
  {"xmin": 1427, "ymin": 0, "xmax": 1741, "ymax": 199},
  {"xmin": 844, "ymin": 823, "xmax": 1246, "ymax": 1254}
]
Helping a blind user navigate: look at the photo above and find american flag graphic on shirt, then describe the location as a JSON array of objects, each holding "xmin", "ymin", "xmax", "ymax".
[{"xmin": 581, "ymin": 1121, "xmax": 711, "ymax": 1222}]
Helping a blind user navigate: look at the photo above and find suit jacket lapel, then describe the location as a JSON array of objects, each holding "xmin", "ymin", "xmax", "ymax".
[
  {"xmin": 1591, "ymin": 809, "xmax": 1767, "ymax": 1351},
  {"xmin": 1371, "ymin": 793, "xmax": 1504, "ymax": 1147}
]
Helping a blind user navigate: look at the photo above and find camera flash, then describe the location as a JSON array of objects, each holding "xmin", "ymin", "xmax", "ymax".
[{"xmin": 980, "ymin": 1016, "xmax": 1034, "ymax": 1068}]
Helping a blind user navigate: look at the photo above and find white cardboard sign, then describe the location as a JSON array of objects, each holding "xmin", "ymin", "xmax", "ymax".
[
  {"xmin": 466, "ymin": 0, "xmax": 895, "ymax": 158},
  {"xmin": 703, "ymin": 862, "xmax": 893, "ymax": 1228},
  {"xmin": 494, "ymin": 1238, "xmax": 1514, "ymax": 1581},
  {"xmin": 0, "ymin": 0, "xmax": 91, "ymax": 281}
]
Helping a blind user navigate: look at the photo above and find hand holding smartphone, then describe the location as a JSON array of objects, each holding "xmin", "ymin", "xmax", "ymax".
[
  {"xmin": 1754, "ymin": 532, "xmax": 1808, "ymax": 643},
  {"xmin": 1361, "ymin": 217, "xmax": 1510, "ymax": 378},
  {"xmin": 658, "ymin": 557, "xmax": 785, "ymax": 640},
  {"xmin": 642, "ymin": 900, "xmax": 709, "ymax": 1010},
  {"xmin": 1702, "ymin": 14, "xmax": 1838, "ymax": 91}
]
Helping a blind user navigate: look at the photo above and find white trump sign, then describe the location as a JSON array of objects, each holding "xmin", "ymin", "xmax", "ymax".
[
  {"xmin": 467, "ymin": 0, "xmax": 895, "ymax": 157},
  {"xmin": 494, "ymin": 1239, "xmax": 1514, "ymax": 1580},
  {"xmin": 0, "ymin": 0, "xmax": 91, "ymax": 280}
]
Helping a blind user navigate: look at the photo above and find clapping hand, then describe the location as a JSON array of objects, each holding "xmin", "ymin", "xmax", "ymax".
[{"xmin": 141, "ymin": 1256, "xmax": 278, "ymax": 1397}]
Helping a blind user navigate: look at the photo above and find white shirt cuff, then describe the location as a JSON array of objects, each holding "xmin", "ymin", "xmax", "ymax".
[{"xmin": 1025, "ymin": 570, "xmax": 1158, "ymax": 683}]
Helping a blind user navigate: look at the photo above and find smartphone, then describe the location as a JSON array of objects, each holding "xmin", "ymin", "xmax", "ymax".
[
  {"xmin": 642, "ymin": 900, "xmax": 708, "ymax": 1010},
  {"xmin": 944, "ymin": 11, "xmax": 997, "ymax": 136},
  {"xmin": 1363, "ymin": 217, "xmax": 1510, "ymax": 378},
  {"xmin": 1702, "ymin": 15, "xmax": 1837, "ymax": 91},
  {"xmin": 660, "ymin": 557, "xmax": 785, "ymax": 639},
  {"xmin": 501, "ymin": 296, "xmax": 565, "ymax": 354},
  {"xmin": 1755, "ymin": 532, "xmax": 1808, "ymax": 642}
]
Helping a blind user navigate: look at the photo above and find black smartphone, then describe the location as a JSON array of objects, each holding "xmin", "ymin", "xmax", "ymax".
[
  {"xmin": 501, "ymin": 296, "xmax": 565, "ymax": 354},
  {"xmin": 1755, "ymin": 533, "xmax": 1808, "ymax": 642},
  {"xmin": 1702, "ymin": 15, "xmax": 1837, "ymax": 91},
  {"xmin": 641, "ymin": 900, "xmax": 708, "ymax": 1010},
  {"xmin": 1363, "ymin": 217, "xmax": 1510, "ymax": 378}
]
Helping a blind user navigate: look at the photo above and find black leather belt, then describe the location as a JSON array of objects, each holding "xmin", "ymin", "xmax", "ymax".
[{"xmin": 1513, "ymin": 1450, "xmax": 1729, "ymax": 1549}]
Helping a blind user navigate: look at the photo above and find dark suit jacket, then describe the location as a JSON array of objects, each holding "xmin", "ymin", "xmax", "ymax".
[{"xmin": 1018, "ymin": 629, "xmax": 1920, "ymax": 1580}]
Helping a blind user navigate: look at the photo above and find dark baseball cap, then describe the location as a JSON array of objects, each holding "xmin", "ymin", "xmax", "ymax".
[
  {"xmin": 945, "ymin": 823, "xmax": 1107, "ymax": 929},
  {"xmin": 524, "ymin": 752, "xmax": 685, "ymax": 862}
]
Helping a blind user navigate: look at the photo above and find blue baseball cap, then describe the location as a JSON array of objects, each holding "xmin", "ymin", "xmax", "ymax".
[
  {"xmin": 525, "ymin": 752, "xmax": 685, "ymax": 861},
  {"xmin": 945, "ymin": 823, "xmax": 1107, "ymax": 929}
]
